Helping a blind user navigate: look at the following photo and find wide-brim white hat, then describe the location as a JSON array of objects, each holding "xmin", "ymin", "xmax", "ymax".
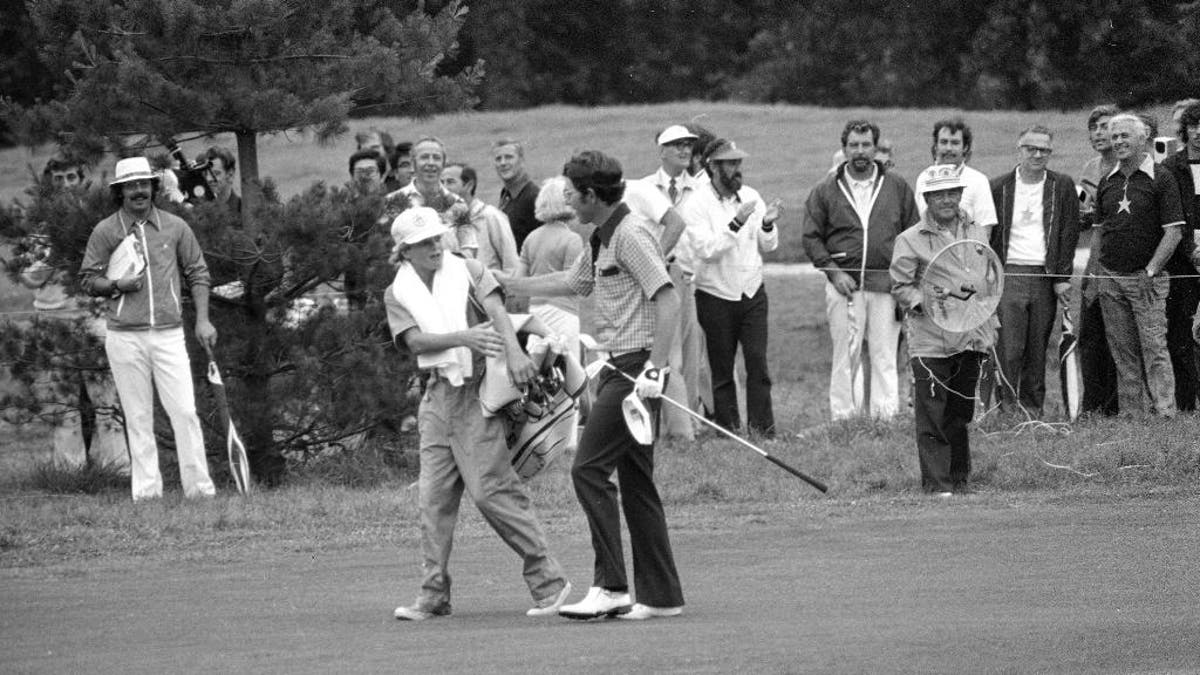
[{"xmin": 109, "ymin": 157, "xmax": 159, "ymax": 187}]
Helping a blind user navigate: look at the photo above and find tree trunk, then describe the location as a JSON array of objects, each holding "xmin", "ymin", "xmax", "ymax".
[{"xmin": 235, "ymin": 130, "xmax": 261, "ymax": 235}]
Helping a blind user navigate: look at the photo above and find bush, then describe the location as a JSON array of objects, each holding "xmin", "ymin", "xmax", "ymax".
[{"xmin": 26, "ymin": 459, "xmax": 128, "ymax": 495}]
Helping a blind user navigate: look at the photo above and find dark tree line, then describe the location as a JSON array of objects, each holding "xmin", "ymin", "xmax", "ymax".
[{"xmin": 450, "ymin": 0, "xmax": 1198, "ymax": 110}]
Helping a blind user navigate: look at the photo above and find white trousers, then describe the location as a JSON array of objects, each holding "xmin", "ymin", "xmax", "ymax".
[
  {"xmin": 105, "ymin": 327, "xmax": 214, "ymax": 500},
  {"xmin": 824, "ymin": 284, "xmax": 901, "ymax": 419}
]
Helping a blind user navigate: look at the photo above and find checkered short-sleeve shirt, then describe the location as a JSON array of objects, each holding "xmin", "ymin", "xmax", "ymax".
[{"xmin": 566, "ymin": 206, "xmax": 672, "ymax": 352}]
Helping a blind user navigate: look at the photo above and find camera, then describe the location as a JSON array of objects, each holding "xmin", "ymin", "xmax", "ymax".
[
  {"xmin": 1153, "ymin": 136, "xmax": 1180, "ymax": 163},
  {"xmin": 167, "ymin": 142, "xmax": 214, "ymax": 203}
]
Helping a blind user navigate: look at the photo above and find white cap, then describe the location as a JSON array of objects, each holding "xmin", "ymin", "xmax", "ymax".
[
  {"xmin": 656, "ymin": 125, "xmax": 698, "ymax": 146},
  {"xmin": 621, "ymin": 391, "xmax": 654, "ymax": 445},
  {"xmin": 109, "ymin": 157, "xmax": 158, "ymax": 187},
  {"xmin": 391, "ymin": 206, "xmax": 450, "ymax": 246},
  {"xmin": 918, "ymin": 164, "xmax": 966, "ymax": 194}
]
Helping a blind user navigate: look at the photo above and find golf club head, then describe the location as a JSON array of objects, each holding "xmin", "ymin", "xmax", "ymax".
[{"xmin": 621, "ymin": 391, "xmax": 654, "ymax": 444}]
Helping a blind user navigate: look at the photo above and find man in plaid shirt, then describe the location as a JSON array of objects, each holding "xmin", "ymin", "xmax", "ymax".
[{"xmin": 498, "ymin": 150, "xmax": 686, "ymax": 622}]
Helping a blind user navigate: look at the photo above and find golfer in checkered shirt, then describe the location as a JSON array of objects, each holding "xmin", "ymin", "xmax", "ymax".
[{"xmin": 498, "ymin": 150, "xmax": 686, "ymax": 621}]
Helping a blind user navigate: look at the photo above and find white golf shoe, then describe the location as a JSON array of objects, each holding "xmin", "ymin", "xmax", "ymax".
[
  {"xmin": 558, "ymin": 586, "xmax": 632, "ymax": 620},
  {"xmin": 618, "ymin": 603, "xmax": 683, "ymax": 621}
]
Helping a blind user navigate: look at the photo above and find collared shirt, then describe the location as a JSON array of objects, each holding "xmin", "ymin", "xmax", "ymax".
[
  {"xmin": 565, "ymin": 203, "xmax": 672, "ymax": 352},
  {"xmin": 915, "ymin": 163, "xmax": 999, "ymax": 228},
  {"xmin": 467, "ymin": 198, "xmax": 520, "ymax": 273},
  {"xmin": 846, "ymin": 164, "xmax": 879, "ymax": 229},
  {"xmin": 500, "ymin": 175, "xmax": 539, "ymax": 251},
  {"xmin": 678, "ymin": 183, "xmax": 778, "ymax": 301},
  {"xmin": 1097, "ymin": 155, "xmax": 1185, "ymax": 273},
  {"xmin": 646, "ymin": 167, "xmax": 701, "ymax": 208}
]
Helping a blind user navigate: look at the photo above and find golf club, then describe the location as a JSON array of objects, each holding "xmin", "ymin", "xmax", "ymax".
[{"xmin": 580, "ymin": 334, "xmax": 828, "ymax": 493}]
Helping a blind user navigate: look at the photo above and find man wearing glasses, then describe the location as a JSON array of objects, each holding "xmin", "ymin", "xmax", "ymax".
[{"xmin": 988, "ymin": 126, "xmax": 1080, "ymax": 416}]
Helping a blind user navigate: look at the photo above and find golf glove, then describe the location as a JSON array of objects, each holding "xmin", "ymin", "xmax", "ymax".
[{"xmin": 634, "ymin": 362, "xmax": 668, "ymax": 399}]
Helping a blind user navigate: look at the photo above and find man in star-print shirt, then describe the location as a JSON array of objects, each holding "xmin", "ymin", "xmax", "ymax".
[{"xmin": 1092, "ymin": 113, "xmax": 1186, "ymax": 416}]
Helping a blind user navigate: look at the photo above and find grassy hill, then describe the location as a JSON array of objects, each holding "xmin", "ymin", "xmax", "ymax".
[{"xmin": 2, "ymin": 101, "xmax": 1154, "ymax": 257}]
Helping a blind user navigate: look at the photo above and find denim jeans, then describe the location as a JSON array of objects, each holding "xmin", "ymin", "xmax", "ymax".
[{"xmin": 1097, "ymin": 270, "xmax": 1176, "ymax": 416}]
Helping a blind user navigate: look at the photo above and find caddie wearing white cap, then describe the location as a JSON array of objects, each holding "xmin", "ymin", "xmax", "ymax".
[
  {"xmin": 889, "ymin": 164, "xmax": 998, "ymax": 496},
  {"xmin": 79, "ymin": 156, "xmax": 218, "ymax": 501},
  {"xmin": 383, "ymin": 206, "xmax": 571, "ymax": 622}
]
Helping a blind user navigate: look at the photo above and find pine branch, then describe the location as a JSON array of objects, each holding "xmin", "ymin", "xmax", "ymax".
[{"xmin": 155, "ymin": 54, "xmax": 354, "ymax": 65}]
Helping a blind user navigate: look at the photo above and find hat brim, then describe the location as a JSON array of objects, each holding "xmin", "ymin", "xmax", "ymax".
[
  {"xmin": 400, "ymin": 223, "xmax": 452, "ymax": 246},
  {"xmin": 109, "ymin": 172, "xmax": 161, "ymax": 187}
]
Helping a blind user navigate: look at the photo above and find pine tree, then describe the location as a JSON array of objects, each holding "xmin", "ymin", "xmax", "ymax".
[{"xmin": 2, "ymin": 0, "xmax": 482, "ymax": 486}]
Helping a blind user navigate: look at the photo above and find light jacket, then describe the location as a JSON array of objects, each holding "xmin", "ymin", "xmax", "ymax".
[
  {"xmin": 80, "ymin": 207, "xmax": 210, "ymax": 331},
  {"xmin": 988, "ymin": 168, "xmax": 1080, "ymax": 282},
  {"xmin": 890, "ymin": 211, "xmax": 998, "ymax": 358},
  {"xmin": 801, "ymin": 161, "xmax": 919, "ymax": 293}
]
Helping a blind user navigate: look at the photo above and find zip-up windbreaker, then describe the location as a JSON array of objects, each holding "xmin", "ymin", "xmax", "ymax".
[
  {"xmin": 80, "ymin": 207, "xmax": 210, "ymax": 331},
  {"xmin": 987, "ymin": 168, "xmax": 1080, "ymax": 282},
  {"xmin": 890, "ymin": 210, "xmax": 998, "ymax": 358},
  {"xmin": 801, "ymin": 161, "xmax": 920, "ymax": 293}
]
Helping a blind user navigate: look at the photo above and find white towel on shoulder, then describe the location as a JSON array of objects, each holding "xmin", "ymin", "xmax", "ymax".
[{"xmin": 390, "ymin": 255, "xmax": 473, "ymax": 386}]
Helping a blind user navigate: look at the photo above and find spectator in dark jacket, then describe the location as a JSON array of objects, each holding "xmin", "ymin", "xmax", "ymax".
[{"xmin": 988, "ymin": 125, "xmax": 1080, "ymax": 415}]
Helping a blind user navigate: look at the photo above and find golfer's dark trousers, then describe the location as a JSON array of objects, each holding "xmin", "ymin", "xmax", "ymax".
[
  {"xmin": 1166, "ymin": 274, "xmax": 1200, "ymax": 412},
  {"xmin": 911, "ymin": 351, "xmax": 982, "ymax": 493},
  {"xmin": 695, "ymin": 285, "xmax": 775, "ymax": 437},
  {"xmin": 1079, "ymin": 293, "xmax": 1119, "ymax": 416},
  {"xmin": 572, "ymin": 350, "xmax": 685, "ymax": 609},
  {"xmin": 995, "ymin": 265, "xmax": 1057, "ymax": 414}
]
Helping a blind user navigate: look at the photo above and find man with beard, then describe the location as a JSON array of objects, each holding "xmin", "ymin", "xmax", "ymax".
[
  {"xmin": 1077, "ymin": 105, "xmax": 1122, "ymax": 416},
  {"xmin": 1090, "ymin": 114, "xmax": 1185, "ymax": 417},
  {"xmin": 802, "ymin": 120, "xmax": 918, "ymax": 420},
  {"xmin": 988, "ymin": 126, "xmax": 1080, "ymax": 416},
  {"xmin": 79, "ymin": 156, "xmax": 218, "ymax": 501},
  {"xmin": 914, "ymin": 117, "xmax": 998, "ymax": 233},
  {"xmin": 494, "ymin": 138, "xmax": 540, "ymax": 252},
  {"xmin": 679, "ymin": 138, "xmax": 781, "ymax": 437}
]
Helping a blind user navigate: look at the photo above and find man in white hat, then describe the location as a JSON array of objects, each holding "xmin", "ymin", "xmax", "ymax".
[
  {"xmin": 79, "ymin": 156, "xmax": 218, "ymax": 501},
  {"xmin": 890, "ymin": 164, "xmax": 998, "ymax": 496},
  {"xmin": 383, "ymin": 206, "xmax": 571, "ymax": 622},
  {"xmin": 678, "ymin": 138, "xmax": 782, "ymax": 437},
  {"xmin": 637, "ymin": 124, "xmax": 713, "ymax": 438}
]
